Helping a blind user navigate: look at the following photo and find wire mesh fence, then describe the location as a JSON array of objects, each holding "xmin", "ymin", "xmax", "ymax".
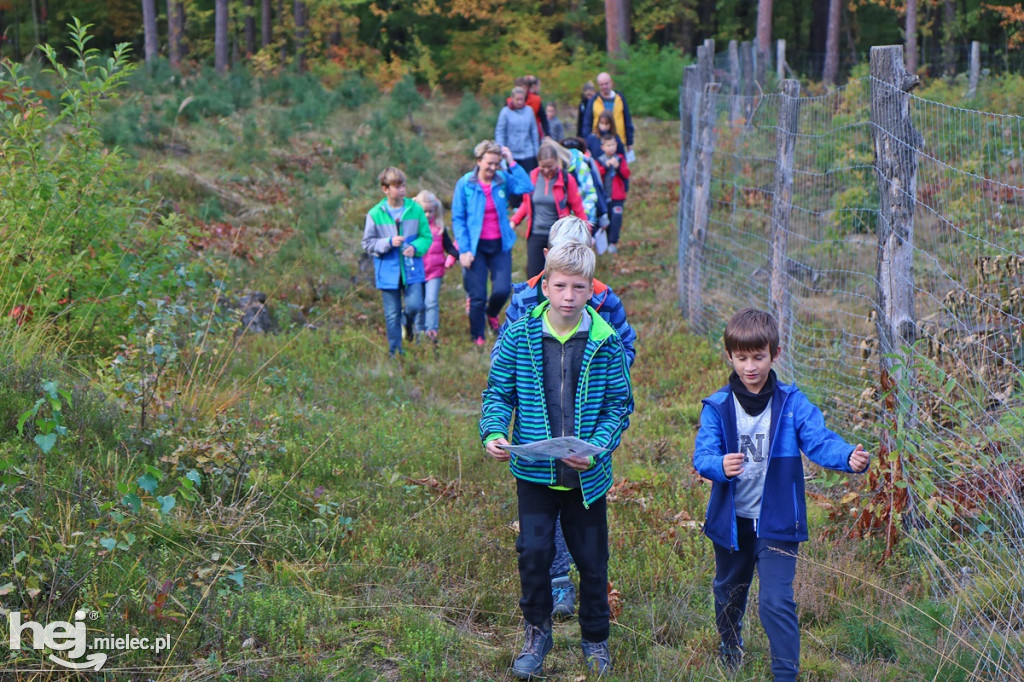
[{"xmin": 679, "ymin": 44, "xmax": 1024, "ymax": 678}]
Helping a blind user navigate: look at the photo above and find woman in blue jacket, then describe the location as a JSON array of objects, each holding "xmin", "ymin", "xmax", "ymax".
[{"xmin": 451, "ymin": 140, "xmax": 534, "ymax": 346}]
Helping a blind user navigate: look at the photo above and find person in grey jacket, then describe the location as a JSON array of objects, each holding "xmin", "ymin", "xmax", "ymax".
[{"xmin": 495, "ymin": 86, "xmax": 540, "ymax": 175}]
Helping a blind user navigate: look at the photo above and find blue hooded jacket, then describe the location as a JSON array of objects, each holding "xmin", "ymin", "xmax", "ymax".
[
  {"xmin": 692, "ymin": 381, "xmax": 859, "ymax": 549},
  {"xmin": 451, "ymin": 163, "xmax": 533, "ymax": 257}
]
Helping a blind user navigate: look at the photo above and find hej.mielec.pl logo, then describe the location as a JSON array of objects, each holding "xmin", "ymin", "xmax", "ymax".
[{"xmin": 6, "ymin": 609, "xmax": 171, "ymax": 671}]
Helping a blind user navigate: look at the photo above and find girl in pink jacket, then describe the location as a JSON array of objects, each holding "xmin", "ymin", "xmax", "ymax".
[{"xmin": 413, "ymin": 191, "xmax": 458, "ymax": 343}]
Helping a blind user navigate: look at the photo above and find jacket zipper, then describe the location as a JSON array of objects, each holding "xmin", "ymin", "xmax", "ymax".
[{"xmin": 577, "ymin": 334, "xmax": 607, "ymax": 509}]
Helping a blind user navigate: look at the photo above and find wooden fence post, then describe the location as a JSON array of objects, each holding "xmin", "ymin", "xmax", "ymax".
[
  {"xmin": 697, "ymin": 41, "xmax": 715, "ymax": 87},
  {"xmin": 678, "ymin": 65, "xmax": 699, "ymax": 310},
  {"xmin": 869, "ymin": 44, "xmax": 921, "ymax": 556},
  {"xmin": 967, "ymin": 40, "xmax": 981, "ymax": 99},
  {"xmin": 728, "ymin": 40, "xmax": 742, "ymax": 123},
  {"xmin": 687, "ymin": 82, "xmax": 721, "ymax": 330},
  {"xmin": 776, "ymin": 39, "xmax": 786, "ymax": 81},
  {"xmin": 771, "ymin": 79, "xmax": 801, "ymax": 375},
  {"xmin": 870, "ymin": 45, "xmax": 921, "ymax": 374},
  {"xmin": 740, "ymin": 41, "xmax": 755, "ymax": 123}
]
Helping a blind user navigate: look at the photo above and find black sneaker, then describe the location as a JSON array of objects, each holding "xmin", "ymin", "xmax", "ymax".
[
  {"xmin": 511, "ymin": 619, "xmax": 553, "ymax": 679},
  {"xmin": 551, "ymin": 577, "xmax": 576, "ymax": 618},
  {"xmin": 719, "ymin": 643, "xmax": 744, "ymax": 671},
  {"xmin": 403, "ymin": 319, "xmax": 414, "ymax": 342},
  {"xmin": 581, "ymin": 638, "xmax": 612, "ymax": 676}
]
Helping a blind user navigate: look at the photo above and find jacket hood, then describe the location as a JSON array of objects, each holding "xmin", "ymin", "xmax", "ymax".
[
  {"xmin": 463, "ymin": 168, "xmax": 507, "ymax": 188},
  {"xmin": 530, "ymin": 301, "xmax": 616, "ymax": 342}
]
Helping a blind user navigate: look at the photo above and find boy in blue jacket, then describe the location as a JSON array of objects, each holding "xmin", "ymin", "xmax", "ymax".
[
  {"xmin": 482, "ymin": 241, "xmax": 632, "ymax": 679},
  {"xmin": 361, "ymin": 167, "xmax": 432, "ymax": 357},
  {"xmin": 692, "ymin": 308, "xmax": 869, "ymax": 681}
]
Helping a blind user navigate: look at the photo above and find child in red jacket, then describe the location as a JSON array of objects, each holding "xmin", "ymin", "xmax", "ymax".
[{"xmin": 595, "ymin": 134, "xmax": 630, "ymax": 254}]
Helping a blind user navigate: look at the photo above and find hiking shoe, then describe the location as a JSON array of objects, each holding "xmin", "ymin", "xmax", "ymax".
[
  {"xmin": 404, "ymin": 319, "xmax": 414, "ymax": 342},
  {"xmin": 487, "ymin": 315, "xmax": 501, "ymax": 333},
  {"xmin": 474, "ymin": 336, "xmax": 486, "ymax": 347},
  {"xmin": 425, "ymin": 330, "xmax": 438, "ymax": 344},
  {"xmin": 511, "ymin": 619, "xmax": 553, "ymax": 679},
  {"xmin": 551, "ymin": 577, "xmax": 576, "ymax": 618},
  {"xmin": 607, "ymin": 244, "xmax": 618, "ymax": 254},
  {"xmin": 719, "ymin": 643, "xmax": 744, "ymax": 671},
  {"xmin": 581, "ymin": 638, "xmax": 612, "ymax": 676}
]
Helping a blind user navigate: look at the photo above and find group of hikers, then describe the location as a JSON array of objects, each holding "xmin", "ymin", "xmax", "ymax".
[
  {"xmin": 361, "ymin": 71, "xmax": 636, "ymax": 354},
  {"xmin": 361, "ymin": 71, "xmax": 872, "ymax": 680}
]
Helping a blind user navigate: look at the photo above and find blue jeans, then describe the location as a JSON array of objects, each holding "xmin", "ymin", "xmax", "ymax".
[
  {"xmin": 550, "ymin": 515, "xmax": 573, "ymax": 578},
  {"xmin": 380, "ymin": 283, "xmax": 424, "ymax": 354},
  {"xmin": 608, "ymin": 199, "xmax": 625, "ymax": 245},
  {"xmin": 415, "ymin": 277, "xmax": 443, "ymax": 334},
  {"xmin": 713, "ymin": 516, "xmax": 800, "ymax": 682},
  {"xmin": 516, "ymin": 479, "xmax": 609, "ymax": 642},
  {"xmin": 463, "ymin": 238, "xmax": 511, "ymax": 339}
]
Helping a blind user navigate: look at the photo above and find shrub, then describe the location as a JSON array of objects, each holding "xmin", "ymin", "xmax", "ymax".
[
  {"xmin": 0, "ymin": 20, "xmax": 177, "ymax": 354},
  {"xmin": 610, "ymin": 41, "xmax": 692, "ymax": 120},
  {"xmin": 447, "ymin": 91, "xmax": 496, "ymax": 141}
]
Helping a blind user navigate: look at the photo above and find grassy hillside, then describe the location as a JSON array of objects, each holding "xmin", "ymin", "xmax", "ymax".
[{"xmin": 0, "ymin": 61, "xmax": 982, "ymax": 681}]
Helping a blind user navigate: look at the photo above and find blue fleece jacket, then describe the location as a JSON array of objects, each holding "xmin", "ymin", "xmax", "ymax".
[
  {"xmin": 451, "ymin": 164, "xmax": 533, "ymax": 257},
  {"xmin": 693, "ymin": 381, "xmax": 860, "ymax": 550}
]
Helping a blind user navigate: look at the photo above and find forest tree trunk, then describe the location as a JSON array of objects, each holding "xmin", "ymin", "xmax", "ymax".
[
  {"xmin": 823, "ymin": 0, "xmax": 841, "ymax": 85},
  {"xmin": 142, "ymin": 0, "xmax": 158, "ymax": 65},
  {"xmin": 167, "ymin": 0, "xmax": 182, "ymax": 68},
  {"xmin": 215, "ymin": 0, "xmax": 229, "ymax": 73}
]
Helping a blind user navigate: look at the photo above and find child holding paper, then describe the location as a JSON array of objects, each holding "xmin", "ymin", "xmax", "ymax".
[{"xmin": 481, "ymin": 241, "xmax": 633, "ymax": 679}]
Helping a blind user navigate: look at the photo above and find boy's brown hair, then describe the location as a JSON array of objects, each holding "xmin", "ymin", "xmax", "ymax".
[
  {"xmin": 724, "ymin": 308, "xmax": 780, "ymax": 358},
  {"xmin": 378, "ymin": 167, "xmax": 406, "ymax": 187}
]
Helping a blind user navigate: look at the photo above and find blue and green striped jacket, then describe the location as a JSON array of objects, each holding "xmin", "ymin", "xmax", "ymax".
[{"xmin": 480, "ymin": 301, "xmax": 633, "ymax": 507}]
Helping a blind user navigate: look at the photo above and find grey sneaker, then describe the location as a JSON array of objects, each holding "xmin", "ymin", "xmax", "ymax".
[
  {"xmin": 607, "ymin": 244, "xmax": 618, "ymax": 254},
  {"xmin": 511, "ymin": 619, "xmax": 553, "ymax": 679},
  {"xmin": 719, "ymin": 643, "xmax": 744, "ymax": 671},
  {"xmin": 581, "ymin": 638, "xmax": 612, "ymax": 676},
  {"xmin": 551, "ymin": 577, "xmax": 576, "ymax": 618}
]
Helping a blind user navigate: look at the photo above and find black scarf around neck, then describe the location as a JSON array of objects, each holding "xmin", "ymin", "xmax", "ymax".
[{"xmin": 729, "ymin": 369, "xmax": 777, "ymax": 416}]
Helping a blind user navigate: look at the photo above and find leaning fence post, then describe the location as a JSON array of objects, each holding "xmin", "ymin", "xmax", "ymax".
[
  {"xmin": 678, "ymin": 65, "xmax": 699, "ymax": 310},
  {"xmin": 687, "ymin": 82, "xmax": 721, "ymax": 330},
  {"xmin": 771, "ymin": 79, "xmax": 801, "ymax": 375},
  {"xmin": 967, "ymin": 40, "xmax": 981, "ymax": 99},
  {"xmin": 870, "ymin": 45, "xmax": 921, "ymax": 378}
]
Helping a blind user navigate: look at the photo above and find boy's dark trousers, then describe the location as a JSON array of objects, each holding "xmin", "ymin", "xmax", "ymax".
[
  {"xmin": 607, "ymin": 199, "xmax": 625, "ymax": 245},
  {"xmin": 516, "ymin": 479, "xmax": 609, "ymax": 642},
  {"xmin": 713, "ymin": 516, "xmax": 800, "ymax": 682}
]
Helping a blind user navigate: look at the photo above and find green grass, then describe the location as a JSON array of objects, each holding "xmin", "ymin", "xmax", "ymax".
[{"xmin": 1, "ymin": 84, "xmax": 1017, "ymax": 681}]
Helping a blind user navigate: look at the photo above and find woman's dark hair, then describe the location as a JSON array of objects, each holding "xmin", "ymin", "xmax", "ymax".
[
  {"xmin": 597, "ymin": 111, "xmax": 617, "ymax": 136},
  {"xmin": 560, "ymin": 137, "xmax": 586, "ymax": 151}
]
